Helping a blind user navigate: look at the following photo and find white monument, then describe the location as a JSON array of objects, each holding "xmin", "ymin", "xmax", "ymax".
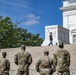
[
  {"xmin": 41, "ymin": 25, "xmax": 69, "ymax": 46},
  {"xmin": 60, "ymin": 0, "xmax": 76, "ymax": 44},
  {"xmin": 42, "ymin": 0, "xmax": 76, "ymax": 46}
]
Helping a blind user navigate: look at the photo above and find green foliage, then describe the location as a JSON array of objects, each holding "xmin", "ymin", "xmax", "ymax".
[{"xmin": 0, "ymin": 16, "xmax": 43, "ymax": 48}]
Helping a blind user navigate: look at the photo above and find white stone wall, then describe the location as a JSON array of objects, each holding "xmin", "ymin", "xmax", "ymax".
[
  {"xmin": 42, "ymin": 0, "xmax": 76, "ymax": 46},
  {"xmin": 69, "ymin": 27, "xmax": 76, "ymax": 43},
  {"xmin": 41, "ymin": 25, "xmax": 69, "ymax": 46},
  {"xmin": 58, "ymin": 26, "xmax": 69, "ymax": 44},
  {"xmin": 60, "ymin": 0, "xmax": 76, "ymax": 44},
  {"xmin": 63, "ymin": 10, "xmax": 76, "ymax": 29},
  {"xmin": 41, "ymin": 25, "xmax": 58, "ymax": 46}
]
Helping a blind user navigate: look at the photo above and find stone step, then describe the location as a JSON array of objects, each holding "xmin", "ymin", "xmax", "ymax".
[{"xmin": 0, "ymin": 44, "xmax": 76, "ymax": 75}]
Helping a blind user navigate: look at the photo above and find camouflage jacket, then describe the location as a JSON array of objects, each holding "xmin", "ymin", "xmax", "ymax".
[
  {"xmin": 0, "ymin": 58, "xmax": 10, "ymax": 74},
  {"xmin": 36, "ymin": 56, "xmax": 54, "ymax": 73},
  {"xmin": 14, "ymin": 51, "xmax": 32, "ymax": 71},
  {"xmin": 53, "ymin": 48, "xmax": 70, "ymax": 72}
]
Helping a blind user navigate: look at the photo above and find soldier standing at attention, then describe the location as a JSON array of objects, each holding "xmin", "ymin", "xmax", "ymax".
[
  {"xmin": 48, "ymin": 32, "xmax": 53, "ymax": 46},
  {"xmin": 36, "ymin": 50, "xmax": 54, "ymax": 75},
  {"xmin": 53, "ymin": 41, "xmax": 70, "ymax": 75},
  {"xmin": 14, "ymin": 45, "xmax": 32, "ymax": 75},
  {"xmin": 0, "ymin": 52, "xmax": 10, "ymax": 75}
]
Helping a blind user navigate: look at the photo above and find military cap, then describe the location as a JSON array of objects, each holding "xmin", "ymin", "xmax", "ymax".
[
  {"xmin": 21, "ymin": 44, "xmax": 26, "ymax": 49},
  {"xmin": 21, "ymin": 44, "xmax": 25, "ymax": 47},
  {"xmin": 59, "ymin": 41, "xmax": 63, "ymax": 46},
  {"xmin": 2, "ymin": 52, "xmax": 6, "ymax": 55},
  {"xmin": 44, "ymin": 50, "xmax": 49, "ymax": 54},
  {"xmin": 59, "ymin": 41, "xmax": 64, "ymax": 48}
]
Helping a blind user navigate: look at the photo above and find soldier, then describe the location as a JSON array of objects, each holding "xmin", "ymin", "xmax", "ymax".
[
  {"xmin": 36, "ymin": 50, "xmax": 54, "ymax": 75},
  {"xmin": 48, "ymin": 32, "xmax": 53, "ymax": 46},
  {"xmin": 53, "ymin": 41, "xmax": 70, "ymax": 75},
  {"xmin": 0, "ymin": 52, "xmax": 10, "ymax": 75},
  {"xmin": 14, "ymin": 45, "xmax": 32, "ymax": 75}
]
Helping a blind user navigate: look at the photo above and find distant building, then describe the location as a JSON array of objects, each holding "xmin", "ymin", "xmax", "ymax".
[{"xmin": 42, "ymin": 0, "xmax": 76, "ymax": 46}]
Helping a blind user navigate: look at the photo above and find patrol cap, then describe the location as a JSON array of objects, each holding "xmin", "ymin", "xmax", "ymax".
[
  {"xmin": 59, "ymin": 41, "xmax": 63, "ymax": 45},
  {"xmin": 59, "ymin": 41, "xmax": 64, "ymax": 48},
  {"xmin": 21, "ymin": 44, "xmax": 25, "ymax": 47},
  {"xmin": 44, "ymin": 50, "xmax": 49, "ymax": 54},
  {"xmin": 21, "ymin": 44, "xmax": 26, "ymax": 49},
  {"xmin": 2, "ymin": 52, "xmax": 6, "ymax": 55}
]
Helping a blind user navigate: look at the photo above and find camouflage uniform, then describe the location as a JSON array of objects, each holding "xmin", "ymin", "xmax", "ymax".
[
  {"xmin": 14, "ymin": 45, "xmax": 32, "ymax": 75},
  {"xmin": 53, "ymin": 41, "xmax": 70, "ymax": 75},
  {"xmin": 0, "ymin": 52, "xmax": 10, "ymax": 75},
  {"xmin": 36, "ymin": 50, "xmax": 54, "ymax": 75}
]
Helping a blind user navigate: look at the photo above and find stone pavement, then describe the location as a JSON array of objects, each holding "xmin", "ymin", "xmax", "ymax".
[{"xmin": 0, "ymin": 44, "xmax": 76, "ymax": 75}]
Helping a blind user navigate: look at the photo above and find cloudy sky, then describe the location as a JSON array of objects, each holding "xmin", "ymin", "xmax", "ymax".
[{"xmin": 0, "ymin": 0, "xmax": 63, "ymax": 39}]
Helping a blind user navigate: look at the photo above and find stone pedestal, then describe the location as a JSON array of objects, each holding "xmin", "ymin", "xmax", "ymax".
[{"xmin": 41, "ymin": 25, "xmax": 69, "ymax": 46}]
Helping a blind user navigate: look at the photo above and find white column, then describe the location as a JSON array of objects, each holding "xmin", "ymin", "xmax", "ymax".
[{"xmin": 63, "ymin": 14, "xmax": 68, "ymax": 28}]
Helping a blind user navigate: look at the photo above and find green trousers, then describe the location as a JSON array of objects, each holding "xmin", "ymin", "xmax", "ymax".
[
  {"xmin": 2, "ymin": 72, "xmax": 9, "ymax": 75},
  {"xmin": 17, "ymin": 71, "xmax": 29, "ymax": 75},
  {"xmin": 57, "ymin": 71, "xmax": 70, "ymax": 75},
  {"xmin": 40, "ymin": 69, "xmax": 53, "ymax": 75}
]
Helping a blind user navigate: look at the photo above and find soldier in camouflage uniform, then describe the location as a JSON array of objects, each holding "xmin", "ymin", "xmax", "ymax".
[
  {"xmin": 14, "ymin": 45, "xmax": 32, "ymax": 75},
  {"xmin": 0, "ymin": 52, "xmax": 10, "ymax": 75},
  {"xmin": 36, "ymin": 50, "xmax": 54, "ymax": 75},
  {"xmin": 53, "ymin": 41, "xmax": 70, "ymax": 75}
]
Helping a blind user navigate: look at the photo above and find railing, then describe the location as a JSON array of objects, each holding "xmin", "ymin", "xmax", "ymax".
[{"xmin": 9, "ymin": 69, "xmax": 76, "ymax": 75}]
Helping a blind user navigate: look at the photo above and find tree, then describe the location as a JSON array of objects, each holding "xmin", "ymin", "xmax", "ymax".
[
  {"xmin": 0, "ymin": 16, "xmax": 16, "ymax": 48},
  {"xmin": 0, "ymin": 16, "xmax": 43, "ymax": 48}
]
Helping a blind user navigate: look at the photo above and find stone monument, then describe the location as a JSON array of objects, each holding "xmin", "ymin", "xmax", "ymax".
[
  {"xmin": 60, "ymin": 0, "xmax": 76, "ymax": 44},
  {"xmin": 42, "ymin": 0, "xmax": 76, "ymax": 46},
  {"xmin": 41, "ymin": 25, "xmax": 69, "ymax": 46}
]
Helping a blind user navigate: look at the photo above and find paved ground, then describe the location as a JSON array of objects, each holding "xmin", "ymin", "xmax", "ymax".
[{"xmin": 0, "ymin": 44, "xmax": 76, "ymax": 75}]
